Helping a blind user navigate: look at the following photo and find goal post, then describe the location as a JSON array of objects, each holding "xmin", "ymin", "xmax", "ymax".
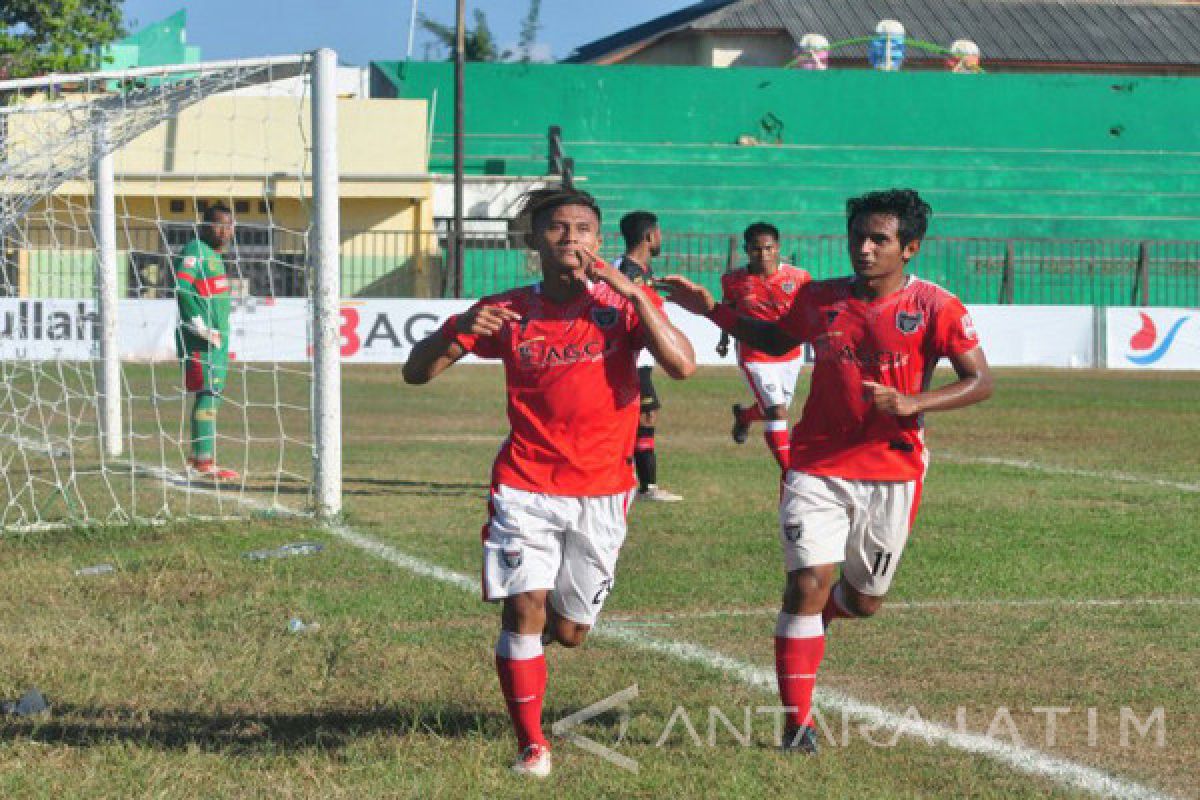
[
  {"xmin": 311, "ymin": 48, "xmax": 342, "ymax": 520},
  {"xmin": 0, "ymin": 51, "xmax": 342, "ymax": 530}
]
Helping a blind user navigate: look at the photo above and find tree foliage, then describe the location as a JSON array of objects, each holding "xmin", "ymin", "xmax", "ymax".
[
  {"xmin": 418, "ymin": 9, "xmax": 500, "ymax": 63},
  {"xmin": 517, "ymin": 0, "xmax": 542, "ymax": 63},
  {"xmin": 0, "ymin": 0, "xmax": 125, "ymax": 79}
]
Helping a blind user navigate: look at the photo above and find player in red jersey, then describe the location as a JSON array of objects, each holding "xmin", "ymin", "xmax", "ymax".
[
  {"xmin": 403, "ymin": 188, "xmax": 696, "ymax": 777},
  {"xmin": 716, "ymin": 222, "xmax": 811, "ymax": 470},
  {"xmin": 661, "ymin": 189, "xmax": 992, "ymax": 755}
]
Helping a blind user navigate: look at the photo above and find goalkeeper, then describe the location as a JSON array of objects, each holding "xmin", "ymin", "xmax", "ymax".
[{"xmin": 175, "ymin": 203, "xmax": 239, "ymax": 481}]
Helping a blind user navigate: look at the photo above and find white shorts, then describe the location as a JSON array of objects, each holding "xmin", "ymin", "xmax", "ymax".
[
  {"xmin": 482, "ymin": 484, "xmax": 635, "ymax": 626},
  {"xmin": 778, "ymin": 471, "xmax": 923, "ymax": 596},
  {"xmin": 741, "ymin": 358, "xmax": 803, "ymax": 411}
]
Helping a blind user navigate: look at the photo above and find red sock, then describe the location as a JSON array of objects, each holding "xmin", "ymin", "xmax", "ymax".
[
  {"xmin": 774, "ymin": 613, "xmax": 825, "ymax": 730},
  {"xmin": 738, "ymin": 403, "xmax": 765, "ymax": 424},
  {"xmin": 821, "ymin": 582, "xmax": 857, "ymax": 628},
  {"xmin": 495, "ymin": 632, "xmax": 548, "ymax": 750},
  {"xmin": 764, "ymin": 421, "xmax": 790, "ymax": 471}
]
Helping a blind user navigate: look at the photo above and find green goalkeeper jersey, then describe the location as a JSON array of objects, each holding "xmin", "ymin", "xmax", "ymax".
[{"xmin": 174, "ymin": 238, "xmax": 232, "ymax": 358}]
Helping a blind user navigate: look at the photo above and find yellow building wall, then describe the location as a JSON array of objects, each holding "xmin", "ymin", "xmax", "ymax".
[
  {"xmin": 108, "ymin": 95, "xmax": 429, "ymax": 180},
  {"xmin": 9, "ymin": 94, "xmax": 438, "ymax": 297}
]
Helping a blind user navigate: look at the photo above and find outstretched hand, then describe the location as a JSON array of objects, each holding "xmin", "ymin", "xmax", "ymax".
[
  {"xmin": 656, "ymin": 275, "xmax": 716, "ymax": 316},
  {"xmin": 456, "ymin": 303, "xmax": 521, "ymax": 337},
  {"xmin": 863, "ymin": 380, "xmax": 920, "ymax": 416}
]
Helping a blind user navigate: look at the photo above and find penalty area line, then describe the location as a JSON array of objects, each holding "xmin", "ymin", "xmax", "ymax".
[
  {"xmin": 136, "ymin": 465, "xmax": 1178, "ymax": 800},
  {"xmin": 605, "ymin": 597, "xmax": 1200, "ymax": 623},
  {"xmin": 939, "ymin": 453, "xmax": 1200, "ymax": 494},
  {"xmin": 389, "ymin": 435, "xmax": 1200, "ymax": 494},
  {"xmin": 318, "ymin": 520, "xmax": 1177, "ymax": 800}
]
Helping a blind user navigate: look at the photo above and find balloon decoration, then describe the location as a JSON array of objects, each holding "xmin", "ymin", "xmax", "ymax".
[
  {"xmin": 947, "ymin": 39, "xmax": 982, "ymax": 73},
  {"xmin": 795, "ymin": 33, "xmax": 830, "ymax": 71},
  {"xmin": 867, "ymin": 19, "xmax": 906, "ymax": 71},
  {"xmin": 785, "ymin": 22, "xmax": 985, "ymax": 72}
]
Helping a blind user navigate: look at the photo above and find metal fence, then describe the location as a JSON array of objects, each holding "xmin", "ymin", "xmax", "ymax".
[
  {"xmin": 433, "ymin": 232, "xmax": 1200, "ymax": 307},
  {"xmin": 5, "ymin": 227, "xmax": 1199, "ymax": 307}
]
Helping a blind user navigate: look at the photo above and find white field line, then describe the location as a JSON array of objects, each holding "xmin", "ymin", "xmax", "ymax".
[
  {"xmin": 134, "ymin": 465, "xmax": 1179, "ymax": 800},
  {"xmin": 605, "ymin": 597, "xmax": 1200, "ymax": 624},
  {"xmin": 392, "ymin": 434, "xmax": 1200, "ymax": 494},
  {"xmin": 939, "ymin": 453, "xmax": 1200, "ymax": 494},
  {"xmin": 317, "ymin": 520, "xmax": 1176, "ymax": 800},
  {"xmin": 600, "ymin": 625, "xmax": 1177, "ymax": 800}
]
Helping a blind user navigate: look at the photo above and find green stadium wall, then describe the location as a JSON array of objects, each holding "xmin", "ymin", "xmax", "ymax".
[{"xmin": 376, "ymin": 61, "xmax": 1200, "ymax": 243}]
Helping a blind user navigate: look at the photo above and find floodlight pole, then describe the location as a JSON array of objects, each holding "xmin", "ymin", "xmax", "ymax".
[
  {"xmin": 406, "ymin": 0, "xmax": 420, "ymax": 60},
  {"xmin": 453, "ymin": 0, "xmax": 465, "ymax": 298}
]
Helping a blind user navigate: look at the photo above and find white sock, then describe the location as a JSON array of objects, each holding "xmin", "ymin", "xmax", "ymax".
[{"xmin": 496, "ymin": 630, "xmax": 544, "ymax": 660}]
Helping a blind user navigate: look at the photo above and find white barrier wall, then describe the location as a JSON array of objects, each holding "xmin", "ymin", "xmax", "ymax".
[
  {"xmin": 967, "ymin": 306, "xmax": 1096, "ymax": 369},
  {"xmin": 1105, "ymin": 307, "xmax": 1200, "ymax": 370},
  {"xmin": 324, "ymin": 301, "xmax": 1104, "ymax": 368},
  {"xmin": 2, "ymin": 297, "xmax": 1196, "ymax": 369}
]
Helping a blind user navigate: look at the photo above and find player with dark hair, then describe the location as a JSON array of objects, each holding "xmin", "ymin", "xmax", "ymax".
[
  {"xmin": 403, "ymin": 187, "xmax": 696, "ymax": 777},
  {"xmin": 661, "ymin": 188, "xmax": 992, "ymax": 754},
  {"xmin": 613, "ymin": 210, "xmax": 682, "ymax": 502},
  {"xmin": 717, "ymin": 221, "xmax": 811, "ymax": 470},
  {"xmin": 175, "ymin": 202, "xmax": 239, "ymax": 481}
]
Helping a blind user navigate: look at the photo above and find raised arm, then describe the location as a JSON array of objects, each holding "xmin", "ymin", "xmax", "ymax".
[
  {"xmin": 629, "ymin": 287, "xmax": 696, "ymax": 380},
  {"xmin": 402, "ymin": 303, "xmax": 520, "ymax": 385},
  {"xmin": 581, "ymin": 253, "xmax": 696, "ymax": 379},
  {"xmin": 657, "ymin": 275, "xmax": 802, "ymax": 357}
]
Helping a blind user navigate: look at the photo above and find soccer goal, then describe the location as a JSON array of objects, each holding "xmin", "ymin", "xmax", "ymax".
[{"xmin": 0, "ymin": 50, "xmax": 342, "ymax": 531}]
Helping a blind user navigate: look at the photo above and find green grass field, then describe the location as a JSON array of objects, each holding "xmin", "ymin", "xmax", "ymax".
[{"xmin": 0, "ymin": 365, "xmax": 1196, "ymax": 799}]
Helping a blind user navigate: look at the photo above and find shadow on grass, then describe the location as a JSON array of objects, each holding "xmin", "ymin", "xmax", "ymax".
[{"xmin": 0, "ymin": 703, "xmax": 534, "ymax": 752}]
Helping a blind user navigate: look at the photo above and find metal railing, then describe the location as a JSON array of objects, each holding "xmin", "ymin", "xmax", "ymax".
[{"xmin": 6, "ymin": 227, "xmax": 1198, "ymax": 306}]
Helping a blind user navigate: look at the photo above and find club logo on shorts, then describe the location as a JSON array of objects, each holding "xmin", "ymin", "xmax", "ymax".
[
  {"xmin": 784, "ymin": 522, "xmax": 804, "ymax": 542},
  {"xmin": 591, "ymin": 307, "xmax": 619, "ymax": 328},
  {"xmin": 501, "ymin": 549, "xmax": 523, "ymax": 569},
  {"xmin": 592, "ymin": 578, "xmax": 614, "ymax": 605},
  {"xmin": 896, "ymin": 310, "xmax": 925, "ymax": 335}
]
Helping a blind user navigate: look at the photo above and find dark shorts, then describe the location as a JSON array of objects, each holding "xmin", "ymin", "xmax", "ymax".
[{"xmin": 638, "ymin": 366, "xmax": 661, "ymax": 413}]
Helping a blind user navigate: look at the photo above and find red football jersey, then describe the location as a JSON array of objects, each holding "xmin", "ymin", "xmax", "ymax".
[
  {"xmin": 777, "ymin": 276, "xmax": 981, "ymax": 481},
  {"xmin": 720, "ymin": 264, "xmax": 810, "ymax": 363},
  {"xmin": 452, "ymin": 280, "xmax": 662, "ymax": 496}
]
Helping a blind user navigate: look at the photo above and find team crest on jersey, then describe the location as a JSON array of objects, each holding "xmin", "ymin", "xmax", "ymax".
[
  {"xmin": 824, "ymin": 309, "xmax": 840, "ymax": 325},
  {"xmin": 591, "ymin": 306, "xmax": 619, "ymax": 328},
  {"xmin": 781, "ymin": 280, "xmax": 796, "ymax": 293},
  {"xmin": 501, "ymin": 549, "xmax": 523, "ymax": 569},
  {"xmin": 896, "ymin": 310, "xmax": 925, "ymax": 334},
  {"xmin": 183, "ymin": 256, "xmax": 197, "ymax": 269}
]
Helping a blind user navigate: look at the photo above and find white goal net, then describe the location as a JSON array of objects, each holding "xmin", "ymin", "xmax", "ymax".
[{"xmin": 0, "ymin": 52, "xmax": 341, "ymax": 531}]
